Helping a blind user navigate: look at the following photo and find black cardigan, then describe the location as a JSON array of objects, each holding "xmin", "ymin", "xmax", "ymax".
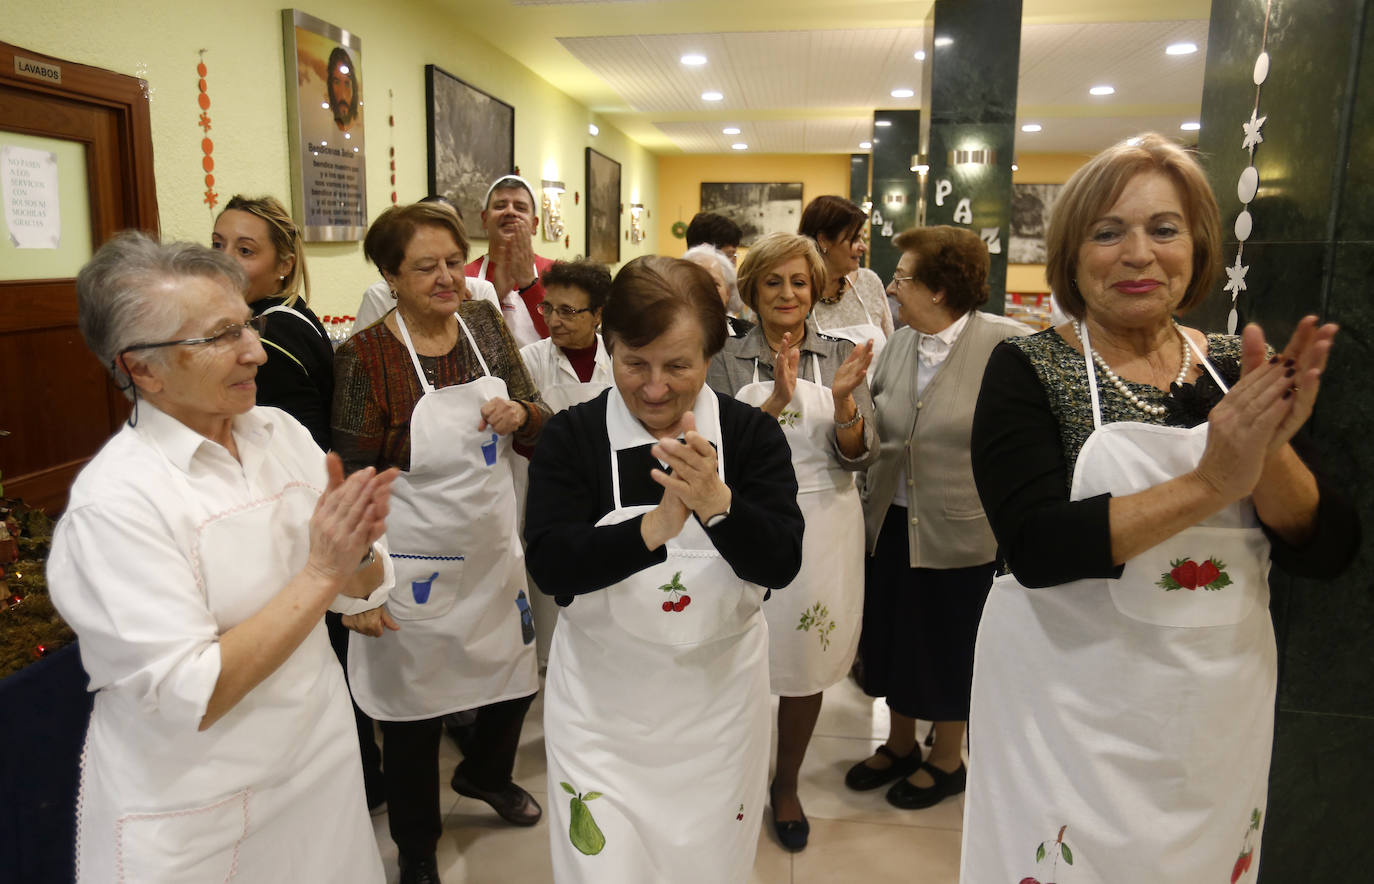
[
  {"xmin": 525, "ymin": 389, "xmax": 804, "ymax": 605},
  {"xmin": 251, "ymin": 297, "xmax": 334, "ymax": 451}
]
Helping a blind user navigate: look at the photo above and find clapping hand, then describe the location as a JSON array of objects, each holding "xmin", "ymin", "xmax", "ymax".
[
  {"xmin": 830, "ymin": 339, "xmax": 874, "ymax": 406},
  {"xmin": 306, "ymin": 454, "xmax": 398, "ymax": 584},
  {"xmin": 650, "ymin": 412, "xmax": 732, "ymax": 522},
  {"xmin": 1238, "ymin": 315, "xmax": 1337, "ymax": 455},
  {"xmin": 762, "ymin": 332, "xmax": 801, "ymax": 417}
]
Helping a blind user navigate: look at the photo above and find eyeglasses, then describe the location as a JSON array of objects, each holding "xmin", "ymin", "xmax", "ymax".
[
  {"xmin": 890, "ymin": 274, "xmax": 915, "ymax": 287},
  {"xmin": 536, "ymin": 302, "xmax": 593, "ymax": 318},
  {"xmin": 119, "ymin": 314, "xmax": 269, "ymax": 357}
]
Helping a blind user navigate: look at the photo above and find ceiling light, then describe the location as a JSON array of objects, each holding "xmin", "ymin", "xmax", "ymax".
[
  {"xmin": 1090, "ymin": 85, "xmax": 1115, "ymax": 96},
  {"xmin": 860, "ymin": 141, "xmax": 872, "ymax": 149},
  {"xmin": 1011, "ymin": 163, "xmax": 1019, "ymax": 171},
  {"xmin": 874, "ymin": 120, "xmax": 892, "ymax": 127},
  {"xmin": 722, "ymin": 126, "xmax": 741, "ymax": 135},
  {"xmin": 1020, "ymin": 123, "xmax": 1042, "ymax": 133},
  {"xmin": 890, "ymin": 88, "xmax": 914, "ymax": 98},
  {"xmin": 702, "ymin": 91, "xmax": 724, "ymax": 101},
  {"xmin": 588, "ymin": 124, "xmax": 599, "ymax": 136},
  {"xmin": 1180, "ymin": 121, "xmax": 1201, "ymax": 131},
  {"xmin": 934, "ymin": 36, "xmax": 954, "ymax": 47},
  {"xmin": 680, "ymin": 53, "xmax": 707, "ymax": 66},
  {"xmin": 731, "ymin": 143, "xmax": 748, "ymax": 150},
  {"xmin": 913, "ymin": 50, "xmax": 926, "ymax": 61},
  {"xmin": 1166, "ymin": 42, "xmax": 1198, "ymax": 55}
]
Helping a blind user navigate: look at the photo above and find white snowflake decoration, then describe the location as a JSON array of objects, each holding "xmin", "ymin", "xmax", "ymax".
[
  {"xmin": 1223, "ymin": 253, "xmax": 1249, "ymax": 298},
  {"xmin": 1242, "ymin": 109, "xmax": 1268, "ymax": 151}
]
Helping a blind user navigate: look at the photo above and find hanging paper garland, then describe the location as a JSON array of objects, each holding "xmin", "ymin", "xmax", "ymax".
[
  {"xmin": 389, "ymin": 88, "xmax": 398, "ymax": 205},
  {"xmin": 197, "ymin": 51, "xmax": 218, "ymax": 210},
  {"xmin": 1223, "ymin": 0, "xmax": 1273, "ymax": 334}
]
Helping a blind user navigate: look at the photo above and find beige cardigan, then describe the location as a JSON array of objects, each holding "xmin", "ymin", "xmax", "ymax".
[{"xmin": 859, "ymin": 310, "xmax": 1031, "ymax": 568}]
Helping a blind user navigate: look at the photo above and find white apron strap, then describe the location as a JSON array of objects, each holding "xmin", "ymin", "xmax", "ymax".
[
  {"xmin": 260, "ymin": 302, "xmax": 326, "ymax": 339},
  {"xmin": 394, "ymin": 310, "xmax": 493, "ymax": 397},
  {"xmin": 751, "ymin": 351, "xmax": 821, "ymax": 385}
]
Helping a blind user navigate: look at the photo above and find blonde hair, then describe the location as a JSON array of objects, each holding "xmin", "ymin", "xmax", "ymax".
[
  {"xmin": 1046, "ymin": 133, "xmax": 1221, "ymax": 319},
  {"xmin": 221, "ymin": 195, "xmax": 311, "ymax": 306},
  {"xmin": 735, "ymin": 232, "xmax": 827, "ymax": 313}
]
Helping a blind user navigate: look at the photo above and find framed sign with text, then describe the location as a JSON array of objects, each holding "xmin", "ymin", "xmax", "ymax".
[{"xmin": 281, "ymin": 9, "xmax": 367, "ymax": 241}]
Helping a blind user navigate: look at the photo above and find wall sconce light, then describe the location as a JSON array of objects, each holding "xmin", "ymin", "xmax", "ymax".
[
  {"xmin": 948, "ymin": 148, "xmax": 997, "ymax": 165},
  {"xmin": 910, "ymin": 154, "xmax": 930, "ymax": 175},
  {"xmin": 541, "ymin": 179, "xmax": 566, "ymax": 242},
  {"xmin": 629, "ymin": 203, "xmax": 647, "ymax": 244}
]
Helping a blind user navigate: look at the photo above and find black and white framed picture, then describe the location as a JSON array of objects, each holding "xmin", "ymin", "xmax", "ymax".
[
  {"xmin": 425, "ymin": 65, "xmax": 514, "ymax": 239},
  {"xmin": 1009, "ymin": 183, "xmax": 1063, "ymax": 264},
  {"xmin": 699, "ymin": 182, "xmax": 803, "ymax": 246},
  {"xmin": 585, "ymin": 147, "xmax": 620, "ymax": 265}
]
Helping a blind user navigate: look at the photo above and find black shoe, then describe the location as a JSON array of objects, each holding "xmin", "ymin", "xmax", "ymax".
[
  {"xmin": 885, "ymin": 761, "xmax": 967, "ymax": 810},
  {"xmin": 844, "ymin": 745, "xmax": 922, "ymax": 791},
  {"xmin": 450, "ymin": 766, "xmax": 543, "ymax": 826},
  {"xmin": 398, "ymin": 853, "xmax": 441, "ymax": 884},
  {"xmin": 769, "ymin": 782, "xmax": 809, "ymax": 852}
]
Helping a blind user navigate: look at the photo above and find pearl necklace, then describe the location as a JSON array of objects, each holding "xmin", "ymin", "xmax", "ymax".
[{"xmin": 1078, "ymin": 321, "xmax": 1190, "ymax": 417}]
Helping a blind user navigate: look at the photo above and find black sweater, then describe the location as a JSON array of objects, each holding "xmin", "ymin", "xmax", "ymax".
[
  {"xmin": 251, "ymin": 297, "xmax": 334, "ymax": 451},
  {"xmin": 525, "ymin": 390, "xmax": 804, "ymax": 605}
]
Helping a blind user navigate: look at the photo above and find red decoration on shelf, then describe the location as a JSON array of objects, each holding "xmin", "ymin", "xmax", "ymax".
[{"xmin": 198, "ymin": 51, "xmax": 218, "ymax": 210}]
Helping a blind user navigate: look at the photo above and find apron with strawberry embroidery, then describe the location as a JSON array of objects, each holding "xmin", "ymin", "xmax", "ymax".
[
  {"xmin": 735, "ymin": 353, "xmax": 864, "ymax": 695},
  {"xmin": 960, "ymin": 326, "xmax": 1274, "ymax": 884},
  {"xmin": 543, "ymin": 384, "xmax": 769, "ymax": 884}
]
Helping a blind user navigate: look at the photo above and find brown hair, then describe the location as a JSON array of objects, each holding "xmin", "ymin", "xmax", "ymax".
[
  {"xmin": 735, "ymin": 232, "xmax": 827, "ymax": 313},
  {"xmin": 220, "ymin": 195, "xmax": 310, "ymax": 306},
  {"xmin": 542, "ymin": 259, "xmax": 613, "ymax": 311},
  {"xmin": 891, "ymin": 226, "xmax": 990, "ymax": 313},
  {"xmin": 601, "ymin": 256, "xmax": 727, "ymax": 357},
  {"xmin": 1046, "ymin": 133, "xmax": 1221, "ymax": 319},
  {"xmin": 364, "ymin": 202, "xmax": 470, "ymax": 277},
  {"xmin": 798, "ymin": 195, "xmax": 866, "ymax": 249}
]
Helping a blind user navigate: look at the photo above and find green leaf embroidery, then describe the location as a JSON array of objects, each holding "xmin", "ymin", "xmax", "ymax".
[
  {"xmin": 1250, "ymin": 807, "xmax": 1262, "ymax": 830},
  {"xmin": 561, "ymin": 782, "xmax": 576, "ymax": 795},
  {"xmin": 778, "ymin": 408, "xmax": 801, "ymax": 428},
  {"xmin": 1061, "ymin": 842, "xmax": 1073, "ymax": 864},
  {"xmin": 1035, "ymin": 842, "xmax": 1045, "ymax": 863},
  {"xmin": 583, "ymin": 792, "xmax": 602, "ymax": 801},
  {"xmin": 658, "ymin": 571, "xmax": 686, "ymax": 594}
]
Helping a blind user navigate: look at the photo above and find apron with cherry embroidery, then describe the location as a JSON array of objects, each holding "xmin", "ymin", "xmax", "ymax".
[
  {"xmin": 960, "ymin": 327, "xmax": 1274, "ymax": 883},
  {"xmin": 543, "ymin": 385, "xmax": 769, "ymax": 884},
  {"xmin": 734, "ymin": 354, "xmax": 864, "ymax": 695}
]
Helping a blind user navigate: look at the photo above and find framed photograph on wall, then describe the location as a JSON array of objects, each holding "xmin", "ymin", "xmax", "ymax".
[
  {"xmin": 699, "ymin": 182, "xmax": 803, "ymax": 246},
  {"xmin": 426, "ymin": 65, "xmax": 514, "ymax": 239},
  {"xmin": 1009, "ymin": 183, "xmax": 1063, "ymax": 264},
  {"xmin": 281, "ymin": 9, "xmax": 368, "ymax": 241},
  {"xmin": 585, "ymin": 147, "xmax": 620, "ymax": 264}
]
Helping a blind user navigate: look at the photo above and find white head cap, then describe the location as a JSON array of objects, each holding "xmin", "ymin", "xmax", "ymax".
[{"xmin": 483, "ymin": 175, "xmax": 536, "ymax": 210}]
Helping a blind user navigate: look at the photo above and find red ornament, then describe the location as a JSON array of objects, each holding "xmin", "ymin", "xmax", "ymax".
[
  {"xmin": 391, "ymin": 191, "xmax": 397, "ymax": 204},
  {"xmin": 199, "ymin": 112, "xmax": 212, "ymax": 132},
  {"xmin": 197, "ymin": 55, "xmax": 217, "ymax": 211},
  {"xmin": 197, "ymin": 62, "xmax": 207, "ymax": 77},
  {"xmin": 202, "ymin": 137, "xmax": 213, "ymax": 154},
  {"xmin": 204, "ymin": 189, "xmax": 219, "ymax": 209},
  {"xmin": 202, "ymin": 155, "xmax": 214, "ymax": 173},
  {"xmin": 197, "ymin": 92, "xmax": 210, "ymax": 110},
  {"xmin": 205, "ymin": 173, "xmax": 214, "ymax": 187},
  {"xmin": 197, "ymin": 78, "xmax": 207, "ymax": 93}
]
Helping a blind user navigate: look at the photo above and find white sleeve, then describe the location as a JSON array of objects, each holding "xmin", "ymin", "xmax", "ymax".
[
  {"xmin": 328, "ymin": 534, "xmax": 396, "ymax": 615},
  {"xmin": 352, "ymin": 280, "xmax": 393, "ymax": 334},
  {"xmin": 47, "ymin": 500, "xmax": 222, "ymax": 729}
]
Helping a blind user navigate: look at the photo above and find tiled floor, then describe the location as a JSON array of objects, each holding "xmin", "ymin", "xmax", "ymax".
[{"xmin": 371, "ymin": 676, "xmax": 965, "ymax": 883}]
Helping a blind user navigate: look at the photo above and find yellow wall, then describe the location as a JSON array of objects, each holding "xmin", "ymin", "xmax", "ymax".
[
  {"xmin": 6, "ymin": 0, "xmax": 657, "ymax": 319},
  {"xmin": 656, "ymin": 154, "xmax": 852, "ymax": 252},
  {"xmin": 1007, "ymin": 152, "xmax": 1094, "ymax": 293}
]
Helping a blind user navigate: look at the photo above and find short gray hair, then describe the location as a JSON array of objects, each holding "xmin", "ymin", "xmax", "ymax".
[
  {"xmin": 682, "ymin": 244, "xmax": 744, "ymax": 315},
  {"xmin": 76, "ymin": 231, "xmax": 248, "ymax": 398}
]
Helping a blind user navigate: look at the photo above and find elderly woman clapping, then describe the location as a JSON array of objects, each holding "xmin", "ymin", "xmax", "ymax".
[{"xmin": 47, "ymin": 232, "xmax": 396, "ymax": 883}]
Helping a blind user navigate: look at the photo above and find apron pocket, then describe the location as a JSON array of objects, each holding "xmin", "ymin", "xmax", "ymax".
[
  {"xmin": 606, "ymin": 551, "xmax": 756, "ymax": 646},
  {"xmin": 388, "ymin": 553, "xmax": 466, "ymax": 621},
  {"xmin": 1110, "ymin": 526, "xmax": 1270, "ymax": 627},
  {"xmin": 115, "ymin": 789, "xmax": 250, "ymax": 883}
]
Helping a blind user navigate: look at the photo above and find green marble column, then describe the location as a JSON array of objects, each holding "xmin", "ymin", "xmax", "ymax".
[
  {"xmin": 918, "ymin": 0, "xmax": 1022, "ymax": 314},
  {"xmin": 1195, "ymin": 0, "xmax": 1374, "ymax": 878},
  {"xmin": 868, "ymin": 109, "xmax": 920, "ymax": 286}
]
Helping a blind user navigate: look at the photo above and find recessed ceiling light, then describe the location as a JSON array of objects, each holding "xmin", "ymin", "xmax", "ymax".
[
  {"xmin": 874, "ymin": 120, "xmax": 892, "ymax": 127},
  {"xmin": 860, "ymin": 141, "xmax": 872, "ymax": 149},
  {"xmin": 934, "ymin": 36, "xmax": 953, "ymax": 47},
  {"xmin": 1166, "ymin": 42, "xmax": 1198, "ymax": 55},
  {"xmin": 1180, "ymin": 121, "xmax": 1201, "ymax": 131},
  {"xmin": 702, "ymin": 91, "xmax": 724, "ymax": 101},
  {"xmin": 680, "ymin": 53, "xmax": 707, "ymax": 66},
  {"xmin": 890, "ymin": 88, "xmax": 915, "ymax": 99},
  {"xmin": 731, "ymin": 143, "xmax": 748, "ymax": 150},
  {"xmin": 1090, "ymin": 85, "xmax": 1116, "ymax": 96},
  {"xmin": 1020, "ymin": 123, "xmax": 1042, "ymax": 133},
  {"xmin": 1011, "ymin": 163, "xmax": 1019, "ymax": 171},
  {"xmin": 913, "ymin": 50, "xmax": 926, "ymax": 61},
  {"xmin": 722, "ymin": 127, "xmax": 741, "ymax": 135},
  {"xmin": 588, "ymin": 124, "xmax": 599, "ymax": 136}
]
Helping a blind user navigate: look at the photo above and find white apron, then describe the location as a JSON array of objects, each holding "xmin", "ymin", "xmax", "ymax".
[
  {"xmin": 543, "ymin": 386, "xmax": 770, "ymax": 884},
  {"xmin": 735, "ymin": 354, "xmax": 865, "ymax": 695},
  {"xmin": 961, "ymin": 328, "xmax": 1275, "ymax": 884},
  {"xmin": 347, "ymin": 312, "xmax": 538, "ymax": 721},
  {"xmin": 478, "ymin": 255, "xmax": 542, "ymax": 347},
  {"xmin": 814, "ymin": 298, "xmax": 887, "ymax": 358},
  {"xmin": 78, "ymin": 484, "xmax": 383, "ymax": 883}
]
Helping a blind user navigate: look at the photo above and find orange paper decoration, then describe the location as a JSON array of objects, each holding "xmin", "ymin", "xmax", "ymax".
[{"xmin": 198, "ymin": 51, "xmax": 218, "ymax": 209}]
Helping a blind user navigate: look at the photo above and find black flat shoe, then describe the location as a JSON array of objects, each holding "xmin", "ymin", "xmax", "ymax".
[
  {"xmin": 398, "ymin": 853, "xmax": 441, "ymax": 884},
  {"xmin": 885, "ymin": 761, "xmax": 967, "ymax": 810},
  {"xmin": 844, "ymin": 745, "xmax": 922, "ymax": 791},
  {"xmin": 769, "ymin": 783, "xmax": 809, "ymax": 852},
  {"xmin": 450, "ymin": 766, "xmax": 543, "ymax": 826}
]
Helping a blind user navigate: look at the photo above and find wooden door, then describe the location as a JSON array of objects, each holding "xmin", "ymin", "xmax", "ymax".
[{"xmin": 0, "ymin": 42, "xmax": 158, "ymax": 513}]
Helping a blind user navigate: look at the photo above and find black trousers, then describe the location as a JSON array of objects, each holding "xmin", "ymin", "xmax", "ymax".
[
  {"xmin": 325, "ymin": 612, "xmax": 385, "ymax": 807},
  {"xmin": 380, "ymin": 692, "xmax": 536, "ymax": 858}
]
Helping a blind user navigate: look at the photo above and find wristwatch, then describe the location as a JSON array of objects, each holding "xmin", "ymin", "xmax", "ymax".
[{"xmin": 355, "ymin": 547, "xmax": 377, "ymax": 572}]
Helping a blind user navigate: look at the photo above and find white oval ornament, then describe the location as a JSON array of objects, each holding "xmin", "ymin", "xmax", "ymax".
[
  {"xmin": 1238, "ymin": 166, "xmax": 1259, "ymax": 203},
  {"xmin": 1227, "ymin": 307, "xmax": 1239, "ymax": 335},
  {"xmin": 1253, "ymin": 52, "xmax": 1270, "ymax": 85},
  {"xmin": 1234, "ymin": 210, "xmax": 1253, "ymax": 241}
]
